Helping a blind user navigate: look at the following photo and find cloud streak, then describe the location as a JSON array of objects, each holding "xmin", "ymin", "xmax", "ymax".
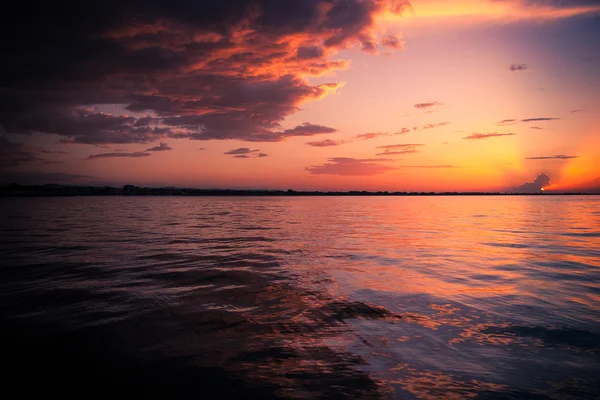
[
  {"xmin": 86, "ymin": 152, "xmax": 151, "ymax": 160},
  {"xmin": 522, "ymin": 117, "xmax": 560, "ymax": 122},
  {"xmin": 356, "ymin": 132, "xmax": 390, "ymax": 140},
  {"xmin": 375, "ymin": 143, "xmax": 424, "ymax": 156},
  {"xmin": 306, "ymin": 139, "xmax": 347, "ymax": 147},
  {"xmin": 306, "ymin": 157, "xmax": 395, "ymax": 176},
  {"xmin": 463, "ymin": 132, "xmax": 516, "ymax": 140},
  {"xmin": 414, "ymin": 102, "xmax": 443, "ymax": 109},
  {"xmin": 146, "ymin": 143, "xmax": 172, "ymax": 152},
  {"xmin": 525, "ymin": 155, "xmax": 580, "ymax": 160},
  {"xmin": 509, "ymin": 64, "xmax": 528, "ymax": 71}
]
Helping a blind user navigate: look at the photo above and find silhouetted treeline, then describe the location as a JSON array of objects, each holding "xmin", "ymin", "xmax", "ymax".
[{"xmin": 0, "ymin": 183, "xmax": 596, "ymax": 197}]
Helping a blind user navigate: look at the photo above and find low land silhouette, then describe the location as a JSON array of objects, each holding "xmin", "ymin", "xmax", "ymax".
[{"xmin": 0, "ymin": 183, "xmax": 597, "ymax": 197}]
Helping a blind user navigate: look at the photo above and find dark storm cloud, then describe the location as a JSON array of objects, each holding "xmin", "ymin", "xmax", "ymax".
[
  {"xmin": 1, "ymin": 0, "xmax": 409, "ymax": 145},
  {"xmin": 463, "ymin": 132, "xmax": 516, "ymax": 140},
  {"xmin": 525, "ymin": 155, "xmax": 580, "ymax": 160},
  {"xmin": 86, "ymin": 152, "xmax": 151, "ymax": 160},
  {"xmin": 0, "ymin": 134, "xmax": 45, "ymax": 169},
  {"xmin": 521, "ymin": 117, "xmax": 560, "ymax": 122},
  {"xmin": 224, "ymin": 148, "xmax": 259, "ymax": 155},
  {"xmin": 509, "ymin": 64, "xmax": 528, "ymax": 71},
  {"xmin": 297, "ymin": 46, "xmax": 324, "ymax": 60},
  {"xmin": 414, "ymin": 102, "xmax": 443, "ymax": 109},
  {"xmin": 306, "ymin": 157, "xmax": 395, "ymax": 176},
  {"xmin": 306, "ymin": 139, "xmax": 346, "ymax": 147},
  {"xmin": 513, "ymin": 174, "xmax": 551, "ymax": 193},
  {"xmin": 146, "ymin": 143, "xmax": 172, "ymax": 152}
]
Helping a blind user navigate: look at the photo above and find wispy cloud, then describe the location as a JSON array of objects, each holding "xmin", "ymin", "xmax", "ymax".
[
  {"xmin": 355, "ymin": 132, "xmax": 390, "ymax": 140},
  {"xmin": 463, "ymin": 132, "xmax": 516, "ymax": 140},
  {"xmin": 530, "ymin": 126, "xmax": 543, "ymax": 130},
  {"xmin": 497, "ymin": 119, "xmax": 518, "ymax": 126},
  {"xmin": 413, "ymin": 122, "xmax": 449, "ymax": 131},
  {"xmin": 509, "ymin": 64, "xmax": 528, "ymax": 71},
  {"xmin": 570, "ymin": 109, "xmax": 583, "ymax": 113},
  {"xmin": 522, "ymin": 117, "xmax": 560, "ymax": 122},
  {"xmin": 414, "ymin": 102, "xmax": 443, "ymax": 109},
  {"xmin": 306, "ymin": 139, "xmax": 347, "ymax": 147},
  {"xmin": 146, "ymin": 142, "xmax": 172, "ymax": 152},
  {"xmin": 224, "ymin": 148, "xmax": 259, "ymax": 155},
  {"xmin": 306, "ymin": 157, "xmax": 395, "ymax": 176},
  {"xmin": 401, "ymin": 165, "xmax": 457, "ymax": 169},
  {"xmin": 257, "ymin": 153, "xmax": 269, "ymax": 158},
  {"xmin": 525, "ymin": 155, "xmax": 580, "ymax": 160},
  {"xmin": 86, "ymin": 152, "xmax": 151, "ymax": 160},
  {"xmin": 395, "ymin": 128, "xmax": 411, "ymax": 135},
  {"xmin": 375, "ymin": 143, "xmax": 424, "ymax": 156}
]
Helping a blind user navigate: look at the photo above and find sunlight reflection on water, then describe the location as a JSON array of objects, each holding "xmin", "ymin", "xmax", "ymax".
[{"xmin": 1, "ymin": 196, "xmax": 599, "ymax": 398}]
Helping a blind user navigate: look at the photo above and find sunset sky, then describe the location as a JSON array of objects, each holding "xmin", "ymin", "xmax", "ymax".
[{"xmin": 1, "ymin": 0, "xmax": 599, "ymax": 191}]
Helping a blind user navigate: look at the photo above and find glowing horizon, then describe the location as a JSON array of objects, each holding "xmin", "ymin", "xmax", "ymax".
[{"xmin": 1, "ymin": 0, "xmax": 599, "ymax": 192}]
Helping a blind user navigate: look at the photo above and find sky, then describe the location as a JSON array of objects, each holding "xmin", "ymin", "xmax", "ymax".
[{"xmin": 1, "ymin": 0, "xmax": 599, "ymax": 192}]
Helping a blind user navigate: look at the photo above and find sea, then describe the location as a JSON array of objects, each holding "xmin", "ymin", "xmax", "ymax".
[{"xmin": 1, "ymin": 196, "xmax": 599, "ymax": 398}]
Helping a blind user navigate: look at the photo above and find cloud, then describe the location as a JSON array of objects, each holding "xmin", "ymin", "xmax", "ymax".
[
  {"xmin": 224, "ymin": 148, "xmax": 259, "ymax": 155},
  {"xmin": 257, "ymin": 153, "xmax": 269, "ymax": 158},
  {"xmin": 463, "ymin": 132, "xmax": 516, "ymax": 140},
  {"xmin": 570, "ymin": 109, "xmax": 583, "ymax": 113},
  {"xmin": 1, "ymin": 0, "xmax": 408, "ymax": 144},
  {"xmin": 306, "ymin": 139, "xmax": 346, "ymax": 147},
  {"xmin": 395, "ymin": 128, "xmax": 411, "ymax": 135},
  {"xmin": 146, "ymin": 142, "xmax": 172, "ymax": 152},
  {"xmin": 0, "ymin": 172, "xmax": 94, "ymax": 185},
  {"xmin": 306, "ymin": 157, "xmax": 395, "ymax": 176},
  {"xmin": 497, "ymin": 119, "xmax": 518, "ymax": 125},
  {"xmin": 355, "ymin": 132, "xmax": 390, "ymax": 140},
  {"xmin": 521, "ymin": 117, "xmax": 560, "ymax": 122},
  {"xmin": 401, "ymin": 165, "xmax": 457, "ymax": 168},
  {"xmin": 0, "ymin": 133, "xmax": 47, "ymax": 169},
  {"xmin": 198, "ymin": 148, "xmax": 206, "ymax": 151},
  {"xmin": 376, "ymin": 143, "xmax": 424, "ymax": 150},
  {"xmin": 280, "ymin": 123, "xmax": 337, "ymax": 137},
  {"xmin": 530, "ymin": 126, "xmax": 543, "ymax": 130},
  {"xmin": 509, "ymin": 64, "xmax": 528, "ymax": 71},
  {"xmin": 525, "ymin": 155, "xmax": 580, "ymax": 160},
  {"xmin": 234, "ymin": 155, "xmax": 250, "ymax": 159},
  {"xmin": 381, "ymin": 34, "xmax": 404, "ymax": 49},
  {"xmin": 513, "ymin": 174, "xmax": 551, "ymax": 193},
  {"xmin": 414, "ymin": 122, "xmax": 449, "ymax": 131},
  {"xmin": 375, "ymin": 150, "xmax": 419, "ymax": 156},
  {"xmin": 375, "ymin": 143, "xmax": 423, "ymax": 156},
  {"xmin": 86, "ymin": 152, "xmax": 151, "ymax": 160},
  {"xmin": 414, "ymin": 102, "xmax": 443, "ymax": 109}
]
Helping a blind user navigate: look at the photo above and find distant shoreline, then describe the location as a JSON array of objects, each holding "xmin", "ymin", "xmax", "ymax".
[{"xmin": 1, "ymin": 184, "xmax": 597, "ymax": 197}]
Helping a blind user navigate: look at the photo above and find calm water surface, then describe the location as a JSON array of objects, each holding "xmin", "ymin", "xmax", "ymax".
[{"xmin": 1, "ymin": 196, "xmax": 599, "ymax": 398}]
